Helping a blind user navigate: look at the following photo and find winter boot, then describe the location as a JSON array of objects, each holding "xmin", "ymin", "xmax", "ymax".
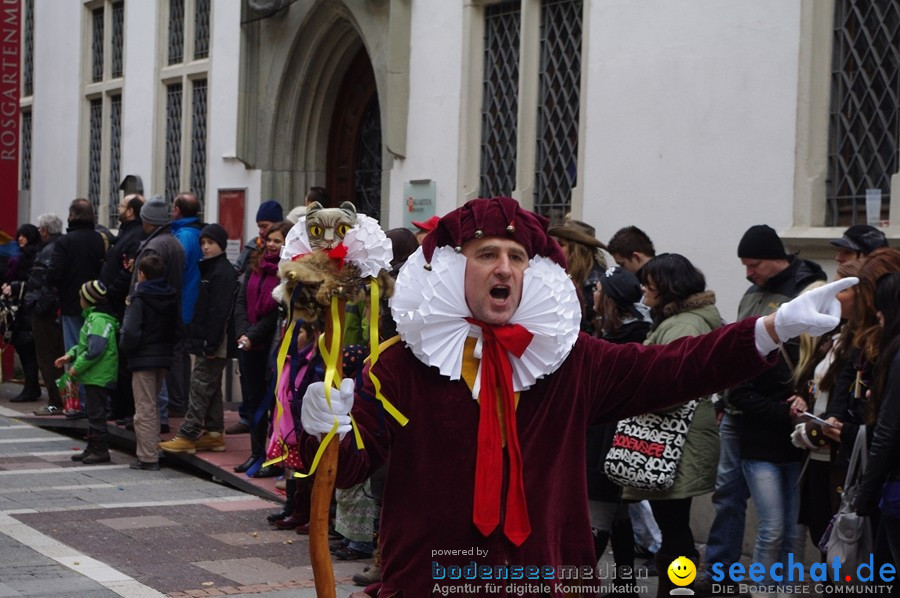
[
  {"xmin": 268, "ymin": 478, "xmax": 296, "ymax": 523},
  {"xmin": 71, "ymin": 433, "xmax": 92, "ymax": 462},
  {"xmin": 81, "ymin": 437, "xmax": 111, "ymax": 465},
  {"xmin": 352, "ymin": 538, "xmax": 382, "ymax": 586},
  {"xmin": 275, "ymin": 478, "xmax": 311, "ymax": 530}
]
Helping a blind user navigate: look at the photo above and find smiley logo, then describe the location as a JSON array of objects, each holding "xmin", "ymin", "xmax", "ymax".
[{"xmin": 667, "ymin": 556, "xmax": 696, "ymax": 587}]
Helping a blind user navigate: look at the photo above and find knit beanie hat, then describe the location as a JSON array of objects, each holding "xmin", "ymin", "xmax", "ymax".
[
  {"xmin": 420, "ymin": 196, "xmax": 566, "ymax": 268},
  {"xmin": 737, "ymin": 225, "xmax": 787, "ymax": 260},
  {"xmin": 80, "ymin": 280, "xmax": 108, "ymax": 305},
  {"xmin": 200, "ymin": 223, "xmax": 228, "ymax": 251},
  {"xmin": 141, "ymin": 196, "xmax": 170, "ymax": 226},
  {"xmin": 256, "ymin": 200, "xmax": 284, "ymax": 224}
]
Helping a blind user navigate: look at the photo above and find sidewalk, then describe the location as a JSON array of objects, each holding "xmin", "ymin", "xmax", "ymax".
[
  {"xmin": 0, "ymin": 381, "xmax": 371, "ymax": 598},
  {"xmin": 5, "ymin": 390, "xmax": 283, "ymax": 504}
]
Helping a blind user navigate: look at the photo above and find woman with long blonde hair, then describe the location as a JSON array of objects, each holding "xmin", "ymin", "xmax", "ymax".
[
  {"xmin": 788, "ymin": 260, "xmax": 861, "ymax": 555},
  {"xmin": 549, "ymin": 220, "xmax": 606, "ymax": 334}
]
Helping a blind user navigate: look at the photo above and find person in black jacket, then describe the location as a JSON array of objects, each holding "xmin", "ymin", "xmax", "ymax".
[
  {"xmin": 588, "ymin": 266, "xmax": 651, "ymax": 596},
  {"xmin": 119, "ymin": 255, "xmax": 178, "ymax": 470},
  {"xmin": 24, "ymin": 213, "xmax": 66, "ymax": 415},
  {"xmin": 159, "ymin": 224, "xmax": 237, "ymax": 455},
  {"xmin": 100, "ymin": 194, "xmax": 147, "ymax": 422},
  {"xmin": 49, "ymin": 199, "xmax": 107, "ymax": 353},
  {"xmin": 698, "ymin": 225, "xmax": 826, "ymax": 597},
  {"xmin": 2, "ymin": 224, "xmax": 43, "ymax": 402},
  {"xmin": 857, "ymin": 272, "xmax": 900, "ymax": 569}
]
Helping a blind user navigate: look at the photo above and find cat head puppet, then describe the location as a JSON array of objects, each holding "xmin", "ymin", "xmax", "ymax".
[
  {"xmin": 275, "ymin": 201, "xmax": 365, "ymax": 320},
  {"xmin": 305, "ymin": 201, "xmax": 357, "ymax": 250}
]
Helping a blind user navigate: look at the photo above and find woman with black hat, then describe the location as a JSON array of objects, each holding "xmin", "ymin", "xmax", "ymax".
[{"xmin": 586, "ymin": 266, "xmax": 652, "ymax": 595}]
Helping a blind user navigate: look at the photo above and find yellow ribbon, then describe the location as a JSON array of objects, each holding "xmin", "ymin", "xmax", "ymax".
[
  {"xmin": 367, "ymin": 280, "xmax": 408, "ymax": 426},
  {"xmin": 295, "ymin": 295, "xmax": 366, "ymax": 478}
]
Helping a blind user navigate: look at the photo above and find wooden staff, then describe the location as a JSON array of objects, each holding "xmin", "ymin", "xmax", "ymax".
[{"xmin": 309, "ymin": 296, "xmax": 346, "ymax": 598}]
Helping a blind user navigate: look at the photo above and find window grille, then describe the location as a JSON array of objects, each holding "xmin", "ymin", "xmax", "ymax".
[
  {"xmin": 168, "ymin": 0, "xmax": 184, "ymax": 65},
  {"xmin": 111, "ymin": 2, "xmax": 124, "ymax": 78},
  {"xmin": 88, "ymin": 99, "xmax": 103, "ymax": 214},
  {"xmin": 194, "ymin": 0, "xmax": 210, "ymax": 60},
  {"xmin": 533, "ymin": 0, "xmax": 582, "ymax": 225},
  {"xmin": 480, "ymin": 2, "xmax": 521, "ymax": 198},
  {"xmin": 23, "ymin": 0, "xmax": 33, "ymax": 96},
  {"xmin": 355, "ymin": 98, "xmax": 382, "ymax": 222},
  {"xmin": 827, "ymin": 0, "xmax": 900, "ymax": 226},
  {"xmin": 108, "ymin": 95, "xmax": 122, "ymax": 228},
  {"xmin": 92, "ymin": 7, "xmax": 104, "ymax": 82},
  {"xmin": 190, "ymin": 79, "xmax": 207, "ymax": 205},
  {"xmin": 21, "ymin": 110, "xmax": 31, "ymax": 191},
  {"xmin": 165, "ymin": 84, "xmax": 183, "ymax": 203}
]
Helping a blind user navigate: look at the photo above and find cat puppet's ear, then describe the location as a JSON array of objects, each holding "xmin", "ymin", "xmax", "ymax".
[
  {"xmin": 307, "ymin": 201, "xmax": 323, "ymax": 216},
  {"xmin": 339, "ymin": 202, "xmax": 357, "ymax": 217}
]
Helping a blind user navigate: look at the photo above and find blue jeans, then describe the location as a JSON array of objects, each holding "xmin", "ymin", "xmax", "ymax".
[
  {"xmin": 742, "ymin": 459, "xmax": 804, "ymax": 587},
  {"xmin": 628, "ymin": 501, "xmax": 661, "ymax": 555},
  {"xmin": 703, "ymin": 412, "xmax": 749, "ymax": 576},
  {"xmin": 61, "ymin": 315, "xmax": 83, "ymax": 352}
]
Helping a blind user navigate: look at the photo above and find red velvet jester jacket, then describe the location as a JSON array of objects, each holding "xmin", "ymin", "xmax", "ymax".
[{"xmin": 303, "ymin": 317, "xmax": 773, "ymax": 597}]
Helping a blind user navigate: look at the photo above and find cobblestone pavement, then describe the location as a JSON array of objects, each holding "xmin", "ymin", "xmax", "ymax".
[{"xmin": 0, "ymin": 383, "xmax": 363, "ymax": 598}]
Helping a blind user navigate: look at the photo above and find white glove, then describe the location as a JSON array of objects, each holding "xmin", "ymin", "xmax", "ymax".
[
  {"xmin": 790, "ymin": 423, "xmax": 816, "ymax": 450},
  {"xmin": 774, "ymin": 277, "xmax": 857, "ymax": 339},
  {"xmin": 301, "ymin": 378, "xmax": 355, "ymax": 440},
  {"xmin": 790, "ymin": 421, "xmax": 829, "ymax": 451}
]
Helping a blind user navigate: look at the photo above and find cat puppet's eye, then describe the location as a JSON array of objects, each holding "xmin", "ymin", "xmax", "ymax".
[
  {"xmin": 337, "ymin": 224, "xmax": 351, "ymax": 236},
  {"xmin": 309, "ymin": 224, "xmax": 323, "ymax": 237}
]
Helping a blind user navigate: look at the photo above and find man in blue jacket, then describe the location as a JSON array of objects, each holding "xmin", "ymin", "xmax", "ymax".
[{"xmin": 168, "ymin": 192, "xmax": 204, "ymax": 416}]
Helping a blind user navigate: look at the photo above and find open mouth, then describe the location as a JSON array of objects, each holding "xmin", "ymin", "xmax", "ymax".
[{"xmin": 489, "ymin": 286, "xmax": 510, "ymax": 300}]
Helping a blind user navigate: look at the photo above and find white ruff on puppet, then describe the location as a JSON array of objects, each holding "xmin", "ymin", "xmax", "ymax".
[{"xmin": 276, "ymin": 203, "xmax": 392, "ymax": 318}]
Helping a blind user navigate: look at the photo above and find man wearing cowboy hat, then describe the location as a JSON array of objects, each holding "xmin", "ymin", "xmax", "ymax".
[{"xmin": 299, "ymin": 197, "xmax": 855, "ymax": 597}]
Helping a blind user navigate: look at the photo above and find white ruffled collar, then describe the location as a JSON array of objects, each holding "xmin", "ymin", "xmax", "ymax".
[{"xmin": 390, "ymin": 246, "xmax": 581, "ymax": 396}]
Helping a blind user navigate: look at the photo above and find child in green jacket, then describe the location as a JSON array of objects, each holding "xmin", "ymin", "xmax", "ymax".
[{"xmin": 54, "ymin": 280, "xmax": 119, "ymax": 464}]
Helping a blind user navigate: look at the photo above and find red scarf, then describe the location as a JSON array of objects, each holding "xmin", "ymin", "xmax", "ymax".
[{"xmin": 465, "ymin": 318, "xmax": 534, "ymax": 546}]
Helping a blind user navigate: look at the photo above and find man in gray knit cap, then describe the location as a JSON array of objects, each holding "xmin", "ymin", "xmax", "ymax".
[{"xmin": 129, "ymin": 195, "xmax": 186, "ymax": 434}]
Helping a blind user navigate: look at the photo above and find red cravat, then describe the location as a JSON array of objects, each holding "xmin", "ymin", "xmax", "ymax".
[{"xmin": 466, "ymin": 318, "xmax": 534, "ymax": 546}]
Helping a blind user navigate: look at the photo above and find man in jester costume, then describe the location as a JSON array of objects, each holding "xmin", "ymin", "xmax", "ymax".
[{"xmin": 299, "ymin": 197, "xmax": 855, "ymax": 597}]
